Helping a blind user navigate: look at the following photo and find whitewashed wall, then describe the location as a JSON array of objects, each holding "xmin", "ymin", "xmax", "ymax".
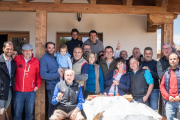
[{"xmin": 0, "ymin": 12, "xmax": 157, "ymax": 59}]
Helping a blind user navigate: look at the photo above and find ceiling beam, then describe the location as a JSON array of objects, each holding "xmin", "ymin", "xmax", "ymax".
[
  {"xmin": 148, "ymin": 13, "xmax": 178, "ymax": 25},
  {"xmin": 122, "ymin": 0, "xmax": 133, "ymax": 6},
  {"xmin": 147, "ymin": 21, "xmax": 157, "ymax": 32},
  {"xmin": 155, "ymin": 0, "xmax": 168, "ymax": 7},
  {"xmin": 54, "ymin": 0, "xmax": 63, "ymax": 4},
  {"xmin": 88, "ymin": 0, "xmax": 96, "ymax": 4},
  {"xmin": 0, "ymin": 2, "xmax": 167, "ymax": 15},
  {"xmin": 17, "ymin": 0, "xmax": 27, "ymax": 4}
]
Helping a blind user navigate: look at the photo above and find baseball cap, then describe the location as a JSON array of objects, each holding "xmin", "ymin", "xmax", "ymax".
[{"xmin": 22, "ymin": 44, "xmax": 33, "ymax": 50}]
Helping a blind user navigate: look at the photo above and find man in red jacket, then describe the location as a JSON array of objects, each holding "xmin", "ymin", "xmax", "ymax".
[
  {"xmin": 13, "ymin": 44, "xmax": 41, "ymax": 120},
  {"xmin": 160, "ymin": 52, "xmax": 180, "ymax": 120}
]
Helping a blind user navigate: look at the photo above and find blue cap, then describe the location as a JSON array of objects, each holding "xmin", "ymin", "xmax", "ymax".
[{"xmin": 22, "ymin": 44, "xmax": 33, "ymax": 50}]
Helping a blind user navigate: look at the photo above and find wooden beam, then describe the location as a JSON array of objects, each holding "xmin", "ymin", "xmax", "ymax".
[
  {"xmin": 167, "ymin": 1, "xmax": 180, "ymax": 13},
  {"xmin": 147, "ymin": 21, "xmax": 157, "ymax": 32},
  {"xmin": 122, "ymin": 0, "xmax": 133, "ymax": 6},
  {"xmin": 88, "ymin": 0, "xmax": 96, "ymax": 4},
  {"xmin": 54, "ymin": 0, "xmax": 63, "ymax": 4},
  {"xmin": 155, "ymin": 0, "xmax": 168, "ymax": 7},
  {"xmin": 35, "ymin": 10, "xmax": 47, "ymax": 120},
  {"xmin": 161, "ymin": 23, "xmax": 174, "ymax": 46},
  {"xmin": 17, "ymin": 0, "xmax": 27, "ymax": 4},
  {"xmin": 0, "ymin": 2, "xmax": 167, "ymax": 15},
  {"xmin": 148, "ymin": 13, "xmax": 177, "ymax": 25}
]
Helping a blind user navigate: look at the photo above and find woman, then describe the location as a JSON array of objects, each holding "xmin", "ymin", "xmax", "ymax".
[
  {"xmin": 104, "ymin": 57, "xmax": 130, "ymax": 96},
  {"xmin": 84, "ymin": 52, "xmax": 104, "ymax": 99}
]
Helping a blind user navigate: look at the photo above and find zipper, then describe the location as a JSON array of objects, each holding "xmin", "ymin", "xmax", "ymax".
[{"xmin": 22, "ymin": 62, "xmax": 27, "ymax": 92}]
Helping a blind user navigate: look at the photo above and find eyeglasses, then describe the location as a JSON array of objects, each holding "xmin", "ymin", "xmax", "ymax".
[
  {"xmin": 99, "ymin": 54, "xmax": 104, "ymax": 57},
  {"xmin": 84, "ymin": 48, "xmax": 91, "ymax": 51},
  {"xmin": 120, "ymin": 54, "xmax": 127, "ymax": 56},
  {"xmin": 162, "ymin": 47, "xmax": 171, "ymax": 51}
]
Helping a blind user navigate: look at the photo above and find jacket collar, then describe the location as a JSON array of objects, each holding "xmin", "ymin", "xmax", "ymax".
[{"xmin": 113, "ymin": 70, "xmax": 127, "ymax": 78}]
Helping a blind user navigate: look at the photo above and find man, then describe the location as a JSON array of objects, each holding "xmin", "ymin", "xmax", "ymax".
[
  {"xmin": 50, "ymin": 69, "xmax": 84, "ymax": 120},
  {"xmin": 142, "ymin": 47, "xmax": 159, "ymax": 110},
  {"xmin": 72, "ymin": 47, "xmax": 89, "ymax": 93},
  {"xmin": 98, "ymin": 51, "xmax": 105, "ymax": 61},
  {"xmin": 99, "ymin": 46, "xmax": 117, "ymax": 80},
  {"xmin": 82, "ymin": 30, "xmax": 104, "ymax": 61},
  {"xmin": 66, "ymin": 28, "xmax": 83, "ymax": 57},
  {"xmin": 13, "ymin": 44, "xmax": 41, "ymax": 120},
  {"xmin": 0, "ymin": 41, "xmax": 16, "ymax": 110},
  {"xmin": 160, "ymin": 52, "xmax": 180, "ymax": 120},
  {"xmin": 82, "ymin": 44, "xmax": 91, "ymax": 60},
  {"xmin": 157, "ymin": 42, "xmax": 180, "ymax": 79},
  {"xmin": 40, "ymin": 42, "xmax": 63, "ymax": 118},
  {"xmin": 129, "ymin": 58, "xmax": 154, "ymax": 106}
]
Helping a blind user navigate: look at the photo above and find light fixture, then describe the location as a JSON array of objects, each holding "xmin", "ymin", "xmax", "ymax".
[{"xmin": 77, "ymin": 13, "xmax": 82, "ymax": 22}]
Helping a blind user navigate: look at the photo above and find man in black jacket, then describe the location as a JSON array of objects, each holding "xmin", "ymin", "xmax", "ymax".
[
  {"xmin": 66, "ymin": 29, "xmax": 83, "ymax": 58},
  {"xmin": 0, "ymin": 41, "xmax": 16, "ymax": 110}
]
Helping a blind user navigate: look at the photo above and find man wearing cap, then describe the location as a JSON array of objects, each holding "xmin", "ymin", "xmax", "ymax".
[{"xmin": 13, "ymin": 44, "xmax": 41, "ymax": 120}]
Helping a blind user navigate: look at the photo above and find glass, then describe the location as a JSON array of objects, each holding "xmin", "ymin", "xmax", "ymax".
[
  {"xmin": 162, "ymin": 47, "xmax": 171, "ymax": 51},
  {"xmin": 60, "ymin": 37, "xmax": 71, "ymax": 45},
  {"xmin": 12, "ymin": 38, "xmax": 26, "ymax": 54}
]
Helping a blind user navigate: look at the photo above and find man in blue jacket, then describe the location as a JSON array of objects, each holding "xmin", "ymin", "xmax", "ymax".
[
  {"xmin": 50, "ymin": 69, "xmax": 84, "ymax": 120},
  {"xmin": 40, "ymin": 42, "xmax": 63, "ymax": 119}
]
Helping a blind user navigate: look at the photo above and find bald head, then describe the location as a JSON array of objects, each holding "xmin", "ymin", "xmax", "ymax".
[{"xmin": 130, "ymin": 58, "xmax": 139, "ymax": 71}]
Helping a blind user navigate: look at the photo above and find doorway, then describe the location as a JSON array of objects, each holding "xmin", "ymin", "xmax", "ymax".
[{"xmin": 0, "ymin": 35, "xmax": 8, "ymax": 55}]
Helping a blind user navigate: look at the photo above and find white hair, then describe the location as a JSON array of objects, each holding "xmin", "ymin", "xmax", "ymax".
[{"xmin": 64, "ymin": 69, "xmax": 75, "ymax": 76}]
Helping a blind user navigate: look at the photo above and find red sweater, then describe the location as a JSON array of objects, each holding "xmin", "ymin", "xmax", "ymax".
[
  {"xmin": 160, "ymin": 69, "xmax": 180, "ymax": 101},
  {"xmin": 14, "ymin": 54, "xmax": 41, "ymax": 92}
]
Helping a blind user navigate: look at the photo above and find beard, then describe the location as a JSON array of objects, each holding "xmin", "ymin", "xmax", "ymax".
[
  {"xmin": 83, "ymin": 52, "xmax": 89, "ymax": 58},
  {"xmin": 46, "ymin": 49, "xmax": 55, "ymax": 55}
]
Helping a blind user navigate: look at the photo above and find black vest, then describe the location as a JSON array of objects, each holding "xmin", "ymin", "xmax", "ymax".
[
  {"xmin": 130, "ymin": 67, "xmax": 148, "ymax": 98},
  {"xmin": 159, "ymin": 56, "xmax": 170, "ymax": 71},
  {"xmin": 57, "ymin": 80, "xmax": 80, "ymax": 113}
]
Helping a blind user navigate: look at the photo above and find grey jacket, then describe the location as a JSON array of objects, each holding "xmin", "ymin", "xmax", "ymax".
[{"xmin": 82, "ymin": 39, "xmax": 104, "ymax": 61}]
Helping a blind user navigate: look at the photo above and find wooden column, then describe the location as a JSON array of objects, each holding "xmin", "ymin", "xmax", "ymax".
[{"xmin": 35, "ymin": 10, "xmax": 47, "ymax": 120}]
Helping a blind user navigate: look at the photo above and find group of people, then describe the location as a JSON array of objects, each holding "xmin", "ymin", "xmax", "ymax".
[{"xmin": 0, "ymin": 28, "xmax": 180, "ymax": 120}]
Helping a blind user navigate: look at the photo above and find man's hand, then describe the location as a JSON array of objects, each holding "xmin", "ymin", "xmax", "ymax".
[
  {"xmin": 169, "ymin": 96, "xmax": 175, "ymax": 103},
  {"xmin": 58, "ymin": 68, "xmax": 64, "ymax": 78},
  {"xmin": 113, "ymin": 80, "xmax": 119, "ymax": 85},
  {"xmin": 116, "ymin": 40, "xmax": 121, "ymax": 50},
  {"xmin": 34, "ymin": 87, "xmax": 38, "ymax": 92},
  {"xmin": 142, "ymin": 66, "xmax": 151, "ymax": 72},
  {"xmin": 143, "ymin": 95, "xmax": 148, "ymax": 102},
  {"xmin": 70, "ymin": 108, "xmax": 79, "ymax": 120},
  {"xmin": 57, "ymin": 92, "xmax": 64, "ymax": 101},
  {"xmin": 175, "ymin": 96, "xmax": 180, "ymax": 102}
]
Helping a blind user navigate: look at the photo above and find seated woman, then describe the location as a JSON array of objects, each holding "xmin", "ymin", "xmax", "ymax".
[
  {"xmin": 84, "ymin": 52, "xmax": 104, "ymax": 99},
  {"xmin": 104, "ymin": 57, "xmax": 130, "ymax": 96}
]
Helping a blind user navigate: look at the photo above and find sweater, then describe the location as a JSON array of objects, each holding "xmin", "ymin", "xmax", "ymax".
[
  {"xmin": 85, "ymin": 64, "xmax": 104, "ymax": 93},
  {"xmin": 56, "ymin": 52, "xmax": 72, "ymax": 69},
  {"xmin": 40, "ymin": 53, "xmax": 60, "ymax": 90},
  {"xmin": 142, "ymin": 59, "xmax": 159, "ymax": 89},
  {"xmin": 82, "ymin": 39, "xmax": 104, "ymax": 61}
]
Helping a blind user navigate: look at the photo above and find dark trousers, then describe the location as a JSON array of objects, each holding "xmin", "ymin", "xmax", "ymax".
[
  {"xmin": 47, "ymin": 89, "xmax": 57, "ymax": 119},
  {"xmin": 134, "ymin": 96, "xmax": 150, "ymax": 107}
]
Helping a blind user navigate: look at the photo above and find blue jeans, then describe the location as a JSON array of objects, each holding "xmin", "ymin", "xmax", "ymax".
[
  {"xmin": 13, "ymin": 91, "xmax": 36, "ymax": 120},
  {"xmin": 149, "ymin": 89, "xmax": 159, "ymax": 110},
  {"xmin": 47, "ymin": 89, "xmax": 57, "ymax": 119},
  {"xmin": 0, "ymin": 87, "xmax": 12, "ymax": 110},
  {"xmin": 165, "ymin": 101, "xmax": 180, "ymax": 120}
]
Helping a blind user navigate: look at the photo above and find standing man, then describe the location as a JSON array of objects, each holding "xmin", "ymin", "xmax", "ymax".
[
  {"xmin": 82, "ymin": 44, "xmax": 91, "ymax": 60},
  {"xmin": 66, "ymin": 28, "xmax": 83, "ymax": 57},
  {"xmin": 13, "ymin": 44, "xmax": 41, "ymax": 120},
  {"xmin": 0, "ymin": 41, "xmax": 16, "ymax": 110},
  {"xmin": 82, "ymin": 30, "xmax": 104, "ymax": 61},
  {"xmin": 40, "ymin": 42, "xmax": 63, "ymax": 119},
  {"xmin": 160, "ymin": 52, "xmax": 180, "ymax": 120},
  {"xmin": 157, "ymin": 42, "xmax": 180, "ymax": 80},
  {"xmin": 142, "ymin": 47, "xmax": 159, "ymax": 110},
  {"xmin": 99, "ymin": 46, "xmax": 117, "ymax": 80},
  {"xmin": 129, "ymin": 58, "xmax": 154, "ymax": 106},
  {"xmin": 72, "ymin": 47, "xmax": 89, "ymax": 93}
]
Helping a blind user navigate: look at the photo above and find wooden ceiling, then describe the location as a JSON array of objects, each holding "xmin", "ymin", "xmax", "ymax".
[{"xmin": 0, "ymin": 0, "xmax": 179, "ymax": 14}]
